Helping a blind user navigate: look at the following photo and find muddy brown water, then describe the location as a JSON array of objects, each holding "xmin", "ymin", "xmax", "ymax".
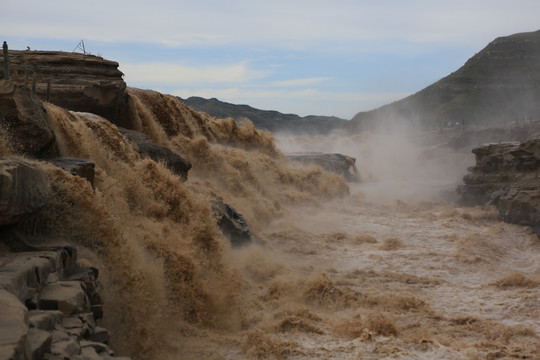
[{"xmin": 6, "ymin": 90, "xmax": 537, "ymax": 359}]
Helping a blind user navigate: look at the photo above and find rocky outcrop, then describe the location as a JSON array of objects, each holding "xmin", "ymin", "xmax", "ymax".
[
  {"xmin": 0, "ymin": 80, "xmax": 56, "ymax": 157},
  {"xmin": 210, "ymin": 200, "xmax": 252, "ymax": 247},
  {"xmin": 457, "ymin": 139, "xmax": 540, "ymax": 233},
  {"xmin": 442, "ymin": 121, "xmax": 540, "ymax": 151},
  {"xmin": 0, "ymin": 248, "xmax": 127, "ymax": 360},
  {"xmin": 120, "ymin": 129, "xmax": 191, "ymax": 181},
  {"xmin": 0, "ymin": 51, "xmax": 129, "ymax": 127},
  {"xmin": 288, "ymin": 153, "xmax": 360, "ymax": 181}
]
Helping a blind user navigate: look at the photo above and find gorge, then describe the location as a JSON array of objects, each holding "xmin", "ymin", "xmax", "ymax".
[{"xmin": 1, "ymin": 30, "xmax": 540, "ymax": 359}]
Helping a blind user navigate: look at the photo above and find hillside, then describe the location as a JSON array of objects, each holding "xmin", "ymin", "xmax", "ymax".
[
  {"xmin": 178, "ymin": 96, "xmax": 347, "ymax": 135},
  {"xmin": 347, "ymin": 29, "xmax": 540, "ymax": 132}
]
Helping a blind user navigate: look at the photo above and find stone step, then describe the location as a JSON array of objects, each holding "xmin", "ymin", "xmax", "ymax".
[
  {"xmin": 49, "ymin": 335, "xmax": 81, "ymax": 359},
  {"xmin": 88, "ymin": 327, "xmax": 109, "ymax": 344},
  {"xmin": 28, "ymin": 310, "xmax": 63, "ymax": 331},
  {"xmin": 0, "ymin": 252, "xmax": 58, "ymax": 302},
  {"xmin": 39, "ymin": 281, "xmax": 90, "ymax": 315},
  {"xmin": 80, "ymin": 340, "xmax": 114, "ymax": 357}
]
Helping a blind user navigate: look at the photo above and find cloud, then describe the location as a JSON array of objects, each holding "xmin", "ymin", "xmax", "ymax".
[
  {"xmin": 3, "ymin": 1, "xmax": 540, "ymax": 50},
  {"xmin": 269, "ymin": 77, "xmax": 333, "ymax": 87},
  {"xmin": 120, "ymin": 61, "xmax": 268, "ymax": 84}
]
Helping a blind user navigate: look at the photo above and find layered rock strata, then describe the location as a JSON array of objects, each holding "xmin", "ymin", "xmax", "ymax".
[
  {"xmin": 0, "ymin": 51, "xmax": 129, "ymax": 127},
  {"xmin": 457, "ymin": 139, "xmax": 540, "ymax": 233}
]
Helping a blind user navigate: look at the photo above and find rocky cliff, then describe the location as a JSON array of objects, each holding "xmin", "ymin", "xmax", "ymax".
[
  {"xmin": 0, "ymin": 50, "xmax": 129, "ymax": 127},
  {"xmin": 458, "ymin": 139, "xmax": 540, "ymax": 234},
  {"xmin": 348, "ymin": 29, "xmax": 540, "ymax": 132},
  {"xmin": 178, "ymin": 96, "xmax": 347, "ymax": 135}
]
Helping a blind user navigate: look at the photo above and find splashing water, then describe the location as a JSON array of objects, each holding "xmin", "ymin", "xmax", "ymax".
[{"xmin": 6, "ymin": 90, "xmax": 539, "ymax": 359}]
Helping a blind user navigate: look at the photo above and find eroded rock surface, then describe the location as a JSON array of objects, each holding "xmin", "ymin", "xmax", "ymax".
[
  {"xmin": 0, "ymin": 80, "xmax": 56, "ymax": 157},
  {"xmin": 457, "ymin": 139, "xmax": 540, "ymax": 233}
]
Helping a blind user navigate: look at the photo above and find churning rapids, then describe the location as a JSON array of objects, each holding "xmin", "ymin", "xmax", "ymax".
[{"xmin": 2, "ymin": 89, "xmax": 539, "ymax": 359}]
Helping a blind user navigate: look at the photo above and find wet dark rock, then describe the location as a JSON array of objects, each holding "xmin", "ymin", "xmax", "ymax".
[
  {"xmin": 0, "ymin": 158, "xmax": 49, "ymax": 227},
  {"xmin": 120, "ymin": 128, "xmax": 191, "ymax": 181},
  {"xmin": 210, "ymin": 200, "xmax": 252, "ymax": 247},
  {"xmin": 50, "ymin": 158, "xmax": 95, "ymax": 188},
  {"xmin": 288, "ymin": 153, "xmax": 360, "ymax": 181},
  {"xmin": 0, "ymin": 79, "xmax": 57, "ymax": 157},
  {"xmin": 0, "ymin": 226, "xmax": 41, "ymax": 252},
  {"xmin": 458, "ymin": 139, "xmax": 540, "ymax": 233}
]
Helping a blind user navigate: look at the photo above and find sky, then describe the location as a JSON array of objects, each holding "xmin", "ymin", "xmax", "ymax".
[{"xmin": 2, "ymin": 1, "xmax": 540, "ymax": 119}]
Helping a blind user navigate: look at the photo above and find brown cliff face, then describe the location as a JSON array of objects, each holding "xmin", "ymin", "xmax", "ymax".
[
  {"xmin": 0, "ymin": 50, "xmax": 129, "ymax": 126},
  {"xmin": 457, "ymin": 139, "xmax": 540, "ymax": 233}
]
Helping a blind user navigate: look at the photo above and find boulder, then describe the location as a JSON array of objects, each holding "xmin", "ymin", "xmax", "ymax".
[
  {"xmin": 0, "ymin": 289, "xmax": 30, "ymax": 360},
  {"xmin": 210, "ymin": 200, "xmax": 252, "ymax": 247},
  {"xmin": 50, "ymin": 158, "xmax": 95, "ymax": 188},
  {"xmin": 0, "ymin": 158, "xmax": 49, "ymax": 227},
  {"xmin": 120, "ymin": 128, "xmax": 191, "ymax": 181},
  {"xmin": 288, "ymin": 153, "xmax": 359, "ymax": 181},
  {"xmin": 0, "ymin": 79, "xmax": 56, "ymax": 157},
  {"xmin": 457, "ymin": 139, "xmax": 540, "ymax": 233}
]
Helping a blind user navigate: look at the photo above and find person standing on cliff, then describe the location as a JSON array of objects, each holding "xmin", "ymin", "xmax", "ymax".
[{"xmin": 3, "ymin": 41, "xmax": 9, "ymax": 80}]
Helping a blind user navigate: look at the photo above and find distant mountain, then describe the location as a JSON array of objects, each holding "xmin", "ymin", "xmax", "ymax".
[
  {"xmin": 177, "ymin": 96, "xmax": 347, "ymax": 135},
  {"xmin": 347, "ymin": 29, "xmax": 540, "ymax": 132}
]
